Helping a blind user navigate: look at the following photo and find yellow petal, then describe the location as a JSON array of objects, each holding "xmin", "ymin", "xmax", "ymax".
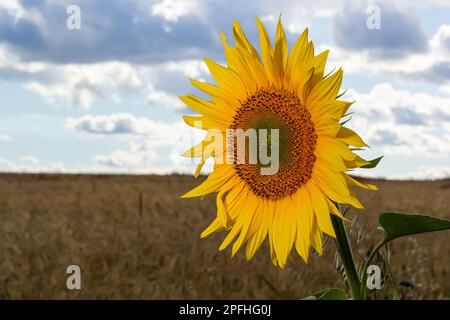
[
  {"xmin": 345, "ymin": 175, "xmax": 378, "ymax": 190},
  {"xmin": 272, "ymin": 197, "xmax": 296, "ymax": 268},
  {"xmin": 310, "ymin": 100, "xmax": 353, "ymax": 122},
  {"xmin": 182, "ymin": 133, "xmax": 214, "ymax": 158},
  {"xmin": 312, "ymin": 169, "xmax": 364, "ymax": 209},
  {"xmin": 245, "ymin": 205, "xmax": 267, "ymax": 260},
  {"xmin": 293, "ymin": 187, "xmax": 313, "ymax": 262},
  {"xmin": 256, "ymin": 16, "xmax": 281, "ymax": 87},
  {"xmin": 236, "ymin": 45, "xmax": 269, "ymax": 88},
  {"xmin": 180, "ymin": 94, "xmax": 232, "ymax": 123},
  {"xmin": 317, "ymin": 136, "xmax": 358, "ymax": 161},
  {"xmin": 216, "ymin": 189, "xmax": 230, "ymax": 227},
  {"xmin": 182, "ymin": 115, "xmax": 228, "ymax": 130},
  {"xmin": 244, "ymin": 198, "xmax": 264, "ymax": 241},
  {"xmin": 345, "ymin": 155, "xmax": 370, "ymax": 168},
  {"xmin": 204, "ymin": 58, "xmax": 248, "ymax": 100},
  {"xmin": 190, "ymin": 78, "xmax": 239, "ymax": 108},
  {"xmin": 181, "ymin": 165, "xmax": 234, "ymax": 198},
  {"xmin": 285, "ymin": 28, "xmax": 309, "ymax": 88},
  {"xmin": 273, "ymin": 15, "xmax": 288, "ymax": 75},
  {"xmin": 232, "ymin": 19, "xmax": 260, "ymax": 60},
  {"xmin": 337, "ymin": 127, "xmax": 369, "ymax": 148},
  {"xmin": 219, "ymin": 190, "xmax": 251, "ymax": 251},
  {"xmin": 316, "ymin": 162, "xmax": 350, "ymax": 195},
  {"xmin": 231, "ymin": 195, "xmax": 260, "ymax": 256},
  {"xmin": 313, "ymin": 116, "xmax": 342, "ymax": 137},
  {"xmin": 310, "ymin": 50, "xmax": 329, "ymax": 86},
  {"xmin": 193, "ymin": 159, "xmax": 207, "ymax": 178},
  {"xmin": 309, "ymin": 219, "xmax": 323, "ymax": 255},
  {"xmin": 223, "ymin": 182, "xmax": 247, "ymax": 222},
  {"xmin": 221, "ymin": 33, "xmax": 257, "ymax": 94},
  {"xmin": 324, "ymin": 197, "xmax": 350, "ymax": 222},
  {"xmin": 265, "ymin": 200, "xmax": 278, "ymax": 266},
  {"xmin": 200, "ymin": 217, "xmax": 224, "ymax": 238},
  {"xmin": 315, "ymin": 138, "xmax": 347, "ymax": 172},
  {"xmin": 194, "ymin": 144, "xmax": 215, "ymax": 178},
  {"xmin": 312, "ymin": 162, "xmax": 364, "ymax": 208},
  {"xmin": 307, "ymin": 68, "xmax": 343, "ymax": 105},
  {"xmin": 290, "ymin": 42, "xmax": 315, "ymax": 98},
  {"xmin": 305, "ymin": 181, "xmax": 336, "ymax": 237}
]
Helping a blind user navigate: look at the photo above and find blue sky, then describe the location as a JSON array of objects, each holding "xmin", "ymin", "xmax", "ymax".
[{"xmin": 0, "ymin": 0, "xmax": 449, "ymax": 179}]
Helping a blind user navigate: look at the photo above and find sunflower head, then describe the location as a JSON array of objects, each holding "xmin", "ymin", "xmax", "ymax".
[{"xmin": 181, "ymin": 17, "xmax": 377, "ymax": 268}]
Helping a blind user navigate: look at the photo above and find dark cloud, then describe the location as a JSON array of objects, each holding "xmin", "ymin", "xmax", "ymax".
[
  {"xmin": 333, "ymin": 2, "xmax": 428, "ymax": 58},
  {"xmin": 0, "ymin": 14, "xmax": 45, "ymax": 50},
  {"xmin": 0, "ymin": 0, "xmax": 314, "ymax": 65},
  {"xmin": 65, "ymin": 113, "xmax": 149, "ymax": 134},
  {"xmin": 0, "ymin": 0, "xmax": 220, "ymax": 64},
  {"xmin": 392, "ymin": 61, "xmax": 450, "ymax": 87},
  {"xmin": 392, "ymin": 107, "xmax": 426, "ymax": 125},
  {"xmin": 415, "ymin": 61, "xmax": 450, "ymax": 83},
  {"xmin": 369, "ymin": 129, "xmax": 402, "ymax": 145}
]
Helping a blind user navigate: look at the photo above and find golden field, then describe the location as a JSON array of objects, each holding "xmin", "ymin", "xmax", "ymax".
[{"xmin": 0, "ymin": 173, "xmax": 448, "ymax": 299}]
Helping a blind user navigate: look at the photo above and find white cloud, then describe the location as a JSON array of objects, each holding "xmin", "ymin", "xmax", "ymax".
[
  {"xmin": 0, "ymin": 0, "xmax": 44, "ymax": 26},
  {"xmin": 346, "ymin": 83, "xmax": 450, "ymax": 127},
  {"xmin": 164, "ymin": 59, "xmax": 208, "ymax": 79},
  {"xmin": 0, "ymin": 156, "xmax": 65, "ymax": 173},
  {"xmin": 95, "ymin": 149, "xmax": 157, "ymax": 169},
  {"xmin": 325, "ymin": 23, "xmax": 450, "ymax": 87},
  {"xmin": 151, "ymin": 0, "xmax": 199, "ymax": 22},
  {"xmin": 93, "ymin": 137, "xmax": 201, "ymax": 173},
  {"xmin": 0, "ymin": 44, "xmax": 206, "ymax": 109},
  {"xmin": 0, "ymin": 133, "xmax": 11, "ymax": 141},
  {"xmin": 66, "ymin": 112, "xmax": 205, "ymax": 172},
  {"xmin": 24, "ymin": 61, "xmax": 142, "ymax": 109},
  {"xmin": 66, "ymin": 113, "xmax": 156, "ymax": 135},
  {"xmin": 430, "ymin": 24, "xmax": 450, "ymax": 55},
  {"xmin": 391, "ymin": 165, "xmax": 450, "ymax": 180},
  {"xmin": 65, "ymin": 113, "xmax": 205, "ymax": 150},
  {"xmin": 262, "ymin": 0, "xmax": 450, "ymax": 35},
  {"xmin": 2, "ymin": 1, "xmax": 446, "ymax": 110},
  {"xmin": 20, "ymin": 155, "xmax": 40, "ymax": 165},
  {"xmin": 146, "ymin": 85, "xmax": 184, "ymax": 110},
  {"xmin": 0, "ymin": 50, "xmax": 143, "ymax": 109},
  {"xmin": 333, "ymin": 2, "xmax": 428, "ymax": 58},
  {"xmin": 65, "ymin": 113, "xmax": 188, "ymax": 138},
  {"xmin": 345, "ymin": 83, "xmax": 450, "ymax": 157},
  {"xmin": 260, "ymin": 0, "xmax": 341, "ymax": 34}
]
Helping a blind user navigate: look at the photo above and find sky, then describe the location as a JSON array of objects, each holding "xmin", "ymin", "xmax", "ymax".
[{"xmin": 0, "ymin": 0, "xmax": 449, "ymax": 179}]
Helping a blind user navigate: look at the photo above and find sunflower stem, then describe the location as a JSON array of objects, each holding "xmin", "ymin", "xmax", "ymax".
[{"xmin": 330, "ymin": 203, "xmax": 363, "ymax": 300}]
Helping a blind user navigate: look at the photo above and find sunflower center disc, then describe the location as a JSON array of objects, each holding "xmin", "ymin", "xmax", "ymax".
[{"xmin": 230, "ymin": 88, "xmax": 317, "ymax": 200}]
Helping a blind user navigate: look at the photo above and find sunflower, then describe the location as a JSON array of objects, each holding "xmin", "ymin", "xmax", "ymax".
[{"xmin": 180, "ymin": 17, "xmax": 377, "ymax": 268}]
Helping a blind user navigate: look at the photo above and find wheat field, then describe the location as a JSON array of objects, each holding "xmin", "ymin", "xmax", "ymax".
[{"xmin": 0, "ymin": 173, "xmax": 448, "ymax": 299}]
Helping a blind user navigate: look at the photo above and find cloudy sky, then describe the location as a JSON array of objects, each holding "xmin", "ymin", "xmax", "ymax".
[{"xmin": 0, "ymin": 0, "xmax": 449, "ymax": 179}]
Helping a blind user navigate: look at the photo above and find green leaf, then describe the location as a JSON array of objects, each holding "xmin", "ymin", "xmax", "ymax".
[
  {"xmin": 302, "ymin": 288, "xmax": 348, "ymax": 300},
  {"xmin": 361, "ymin": 156, "xmax": 383, "ymax": 169},
  {"xmin": 361, "ymin": 212, "xmax": 450, "ymax": 299},
  {"xmin": 379, "ymin": 212, "xmax": 450, "ymax": 242}
]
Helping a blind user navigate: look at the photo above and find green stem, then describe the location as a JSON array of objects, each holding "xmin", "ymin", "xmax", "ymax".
[{"xmin": 330, "ymin": 204, "xmax": 363, "ymax": 300}]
